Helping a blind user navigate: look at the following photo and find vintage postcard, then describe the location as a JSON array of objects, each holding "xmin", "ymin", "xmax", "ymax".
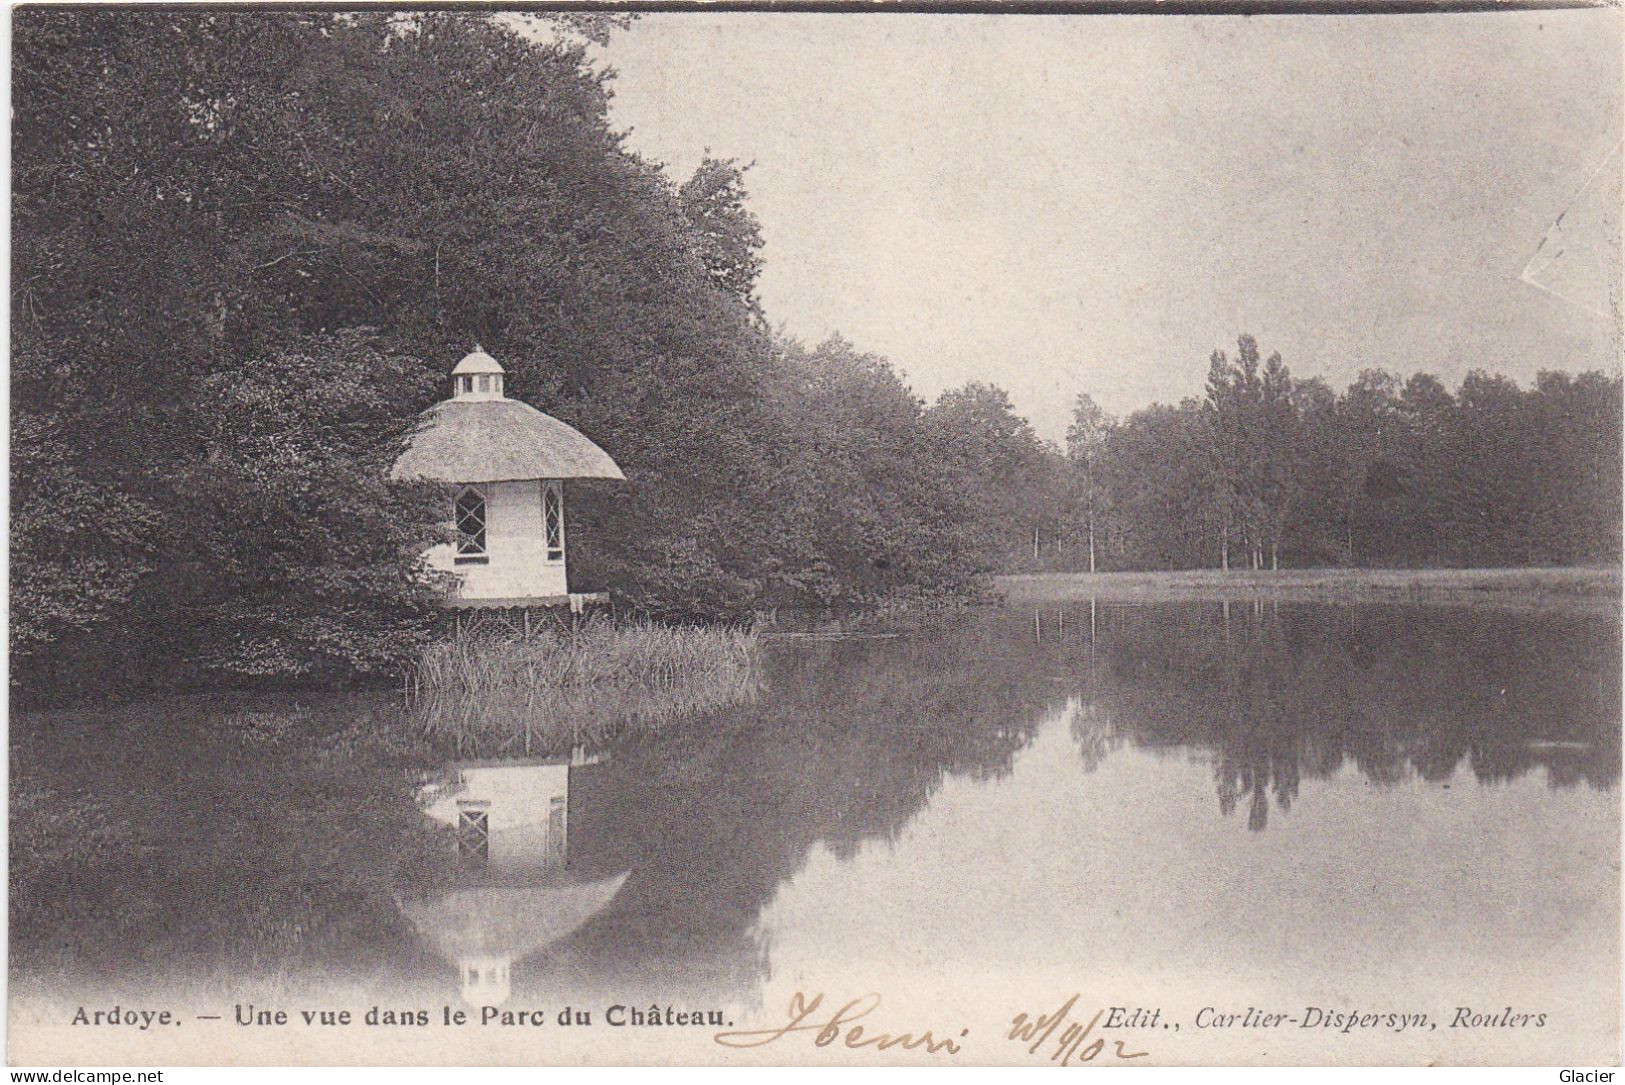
[{"xmin": 9, "ymin": 2, "xmax": 1622, "ymax": 1070}]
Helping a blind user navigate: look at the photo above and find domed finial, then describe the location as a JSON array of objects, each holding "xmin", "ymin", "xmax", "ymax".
[{"xmin": 451, "ymin": 347, "xmax": 506, "ymax": 400}]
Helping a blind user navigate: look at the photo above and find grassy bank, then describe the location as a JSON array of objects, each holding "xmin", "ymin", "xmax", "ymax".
[
  {"xmin": 407, "ymin": 616, "xmax": 762, "ymax": 755},
  {"xmin": 996, "ymin": 566, "xmax": 1622, "ymax": 612}
]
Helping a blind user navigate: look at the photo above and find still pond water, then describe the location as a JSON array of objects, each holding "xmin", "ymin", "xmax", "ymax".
[{"xmin": 12, "ymin": 601, "xmax": 1620, "ymax": 1061}]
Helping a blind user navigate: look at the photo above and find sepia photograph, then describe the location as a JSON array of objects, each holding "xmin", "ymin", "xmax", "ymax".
[{"xmin": 8, "ymin": 1, "xmax": 1622, "ymax": 1069}]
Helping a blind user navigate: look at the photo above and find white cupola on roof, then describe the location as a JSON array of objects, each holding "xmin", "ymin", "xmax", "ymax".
[{"xmin": 450, "ymin": 346, "xmax": 505, "ymax": 400}]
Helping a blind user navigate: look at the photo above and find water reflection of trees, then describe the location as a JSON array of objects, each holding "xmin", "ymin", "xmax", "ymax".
[
  {"xmin": 10, "ymin": 694, "xmax": 455, "ymax": 1000},
  {"xmin": 520, "ymin": 625, "xmax": 1068, "ymax": 1006},
  {"xmin": 13, "ymin": 625, "xmax": 1069, "ymax": 1008},
  {"xmin": 18, "ymin": 602, "xmax": 1613, "ymax": 1006},
  {"xmin": 1052, "ymin": 602, "xmax": 1621, "ymax": 830}
]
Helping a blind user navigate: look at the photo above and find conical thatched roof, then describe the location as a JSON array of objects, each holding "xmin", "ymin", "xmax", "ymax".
[{"xmin": 391, "ymin": 398, "xmax": 626, "ymax": 484}]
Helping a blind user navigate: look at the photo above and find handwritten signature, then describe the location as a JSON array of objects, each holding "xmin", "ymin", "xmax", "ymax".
[
  {"xmin": 714, "ymin": 990, "xmax": 1152, "ymax": 1063},
  {"xmin": 715, "ymin": 992, "xmax": 966, "ymax": 1055}
]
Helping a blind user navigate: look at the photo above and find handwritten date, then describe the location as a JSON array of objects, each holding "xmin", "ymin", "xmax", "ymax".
[{"xmin": 1009, "ymin": 993, "xmax": 1150, "ymax": 1065}]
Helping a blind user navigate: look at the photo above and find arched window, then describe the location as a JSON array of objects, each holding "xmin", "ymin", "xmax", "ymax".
[{"xmin": 455, "ymin": 486, "xmax": 487, "ymax": 563}]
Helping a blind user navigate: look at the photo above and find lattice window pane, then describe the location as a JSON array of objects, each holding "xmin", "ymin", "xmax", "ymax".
[
  {"xmin": 544, "ymin": 484, "xmax": 563, "ymax": 561},
  {"xmin": 456, "ymin": 807, "xmax": 489, "ymax": 861},
  {"xmin": 455, "ymin": 487, "xmax": 486, "ymax": 555}
]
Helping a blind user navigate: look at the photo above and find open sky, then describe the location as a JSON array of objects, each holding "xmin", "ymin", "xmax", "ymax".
[{"xmin": 597, "ymin": 11, "xmax": 1622, "ymax": 442}]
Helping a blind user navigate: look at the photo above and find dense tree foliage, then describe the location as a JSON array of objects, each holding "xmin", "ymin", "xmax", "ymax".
[
  {"xmin": 924, "ymin": 382, "xmax": 1069, "ymax": 569},
  {"xmin": 756, "ymin": 336, "xmax": 979, "ymax": 604},
  {"xmin": 677, "ymin": 155, "xmax": 766, "ymax": 318},
  {"xmin": 1052, "ymin": 336, "xmax": 1623, "ymax": 572},
  {"xmin": 10, "ymin": 11, "xmax": 999, "ymax": 698}
]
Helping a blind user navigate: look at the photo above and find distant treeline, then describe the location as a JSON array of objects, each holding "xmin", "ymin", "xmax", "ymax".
[{"xmin": 1043, "ymin": 337, "xmax": 1623, "ymax": 573}]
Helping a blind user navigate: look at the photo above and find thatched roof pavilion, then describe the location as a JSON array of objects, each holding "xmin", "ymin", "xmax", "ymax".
[{"xmin": 390, "ymin": 350, "xmax": 624, "ymax": 608}]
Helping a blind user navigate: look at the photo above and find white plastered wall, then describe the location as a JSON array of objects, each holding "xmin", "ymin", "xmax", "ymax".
[{"xmin": 423, "ymin": 479, "xmax": 568, "ymax": 600}]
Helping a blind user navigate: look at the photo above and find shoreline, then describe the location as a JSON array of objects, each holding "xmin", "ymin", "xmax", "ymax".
[{"xmin": 995, "ymin": 566, "xmax": 1623, "ymax": 614}]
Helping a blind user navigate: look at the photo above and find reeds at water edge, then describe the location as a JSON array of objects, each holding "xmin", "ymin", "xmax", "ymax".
[{"xmin": 406, "ymin": 616, "xmax": 762, "ymax": 756}]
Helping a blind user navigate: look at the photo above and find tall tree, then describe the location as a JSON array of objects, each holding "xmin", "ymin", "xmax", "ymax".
[
  {"xmin": 677, "ymin": 155, "xmax": 767, "ymax": 318},
  {"xmin": 925, "ymin": 382, "xmax": 1059, "ymax": 568},
  {"xmin": 1066, "ymin": 393, "xmax": 1115, "ymax": 573},
  {"xmin": 1335, "ymin": 369, "xmax": 1403, "ymax": 565},
  {"xmin": 1256, "ymin": 349, "xmax": 1298, "ymax": 569},
  {"xmin": 1204, "ymin": 334, "xmax": 1295, "ymax": 570}
]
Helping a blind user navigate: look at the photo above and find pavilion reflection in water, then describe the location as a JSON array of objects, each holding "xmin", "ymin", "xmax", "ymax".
[{"xmin": 405, "ymin": 754, "xmax": 628, "ymax": 1006}]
